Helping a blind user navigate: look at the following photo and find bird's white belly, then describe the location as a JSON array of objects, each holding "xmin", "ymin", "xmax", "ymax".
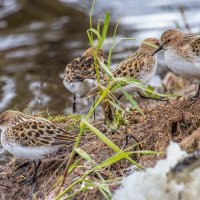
[
  {"xmin": 140, "ymin": 62, "xmax": 157, "ymax": 84},
  {"xmin": 1, "ymin": 129, "xmax": 60, "ymax": 160},
  {"xmin": 63, "ymin": 79, "xmax": 97, "ymax": 97},
  {"xmin": 165, "ymin": 50, "xmax": 200, "ymax": 79},
  {"xmin": 2, "ymin": 142, "xmax": 61, "ymax": 160},
  {"xmin": 113, "ymin": 84, "xmax": 138, "ymax": 95}
]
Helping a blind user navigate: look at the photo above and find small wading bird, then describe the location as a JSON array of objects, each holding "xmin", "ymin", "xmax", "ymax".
[
  {"xmin": 87, "ymin": 38, "xmax": 160, "ymax": 121},
  {"xmin": 87, "ymin": 38, "xmax": 160, "ymax": 99},
  {"xmin": 63, "ymin": 47, "xmax": 105, "ymax": 114},
  {"xmin": 153, "ymin": 29, "xmax": 200, "ymax": 98},
  {"xmin": 0, "ymin": 110, "xmax": 76, "ymax": 188}
]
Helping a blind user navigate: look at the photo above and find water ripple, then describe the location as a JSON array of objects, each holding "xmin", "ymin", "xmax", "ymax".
[
  {"xmin": 0, "ymin": 76, "xmax": 16, "ymax": 111},
  {"xmin": 0, "ymin": 0, "xmax": 21, "ymax": 19},
  {"xmin": 0, "ymin": 33, "xmax": 37, "ymax": 51}
]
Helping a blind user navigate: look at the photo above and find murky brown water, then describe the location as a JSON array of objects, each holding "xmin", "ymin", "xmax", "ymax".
[{"xmin": 1, "ymin": 0, "xmax": 200, "ymax": 163}]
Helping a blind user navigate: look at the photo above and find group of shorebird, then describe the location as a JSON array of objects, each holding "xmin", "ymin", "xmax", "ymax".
[{"xmin": 1, "ymin": 28, "xmax": 200, "ymax": 189}]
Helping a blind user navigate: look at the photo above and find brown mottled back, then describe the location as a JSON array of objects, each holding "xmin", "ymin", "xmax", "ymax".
[
  {"xmin": 64, "ymin": 47, "xmax": 105, "ymax": 82},
  {"xmin": 0, "ymin": 110, "xmax": 77, "ymax": 147}
]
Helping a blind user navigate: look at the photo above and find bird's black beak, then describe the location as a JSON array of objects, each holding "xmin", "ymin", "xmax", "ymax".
[{"xmin": 152, "ymin": 45, "xmax": 163, "ymax": 56}]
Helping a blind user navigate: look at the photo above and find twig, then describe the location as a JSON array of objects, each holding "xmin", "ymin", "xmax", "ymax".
[
  {"xmin": 179, "ymin": 6, "xmax": 191, "ymax": 32},
  {"xmin": 55, "ymin": 124, "xmax": 85, "ymax": 197}
]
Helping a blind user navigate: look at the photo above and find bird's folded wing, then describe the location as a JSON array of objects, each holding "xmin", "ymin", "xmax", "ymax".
[
  {"xmin": 189, "ymin": 37, "xmax": 200, "ymax": 62},
  {"xmin": 87, "ymin": 57, "xmax": 139, "ymax": 97},
  {"xmin": 8, "ymin": 120, "xmax": 77, "ymax": 147}
]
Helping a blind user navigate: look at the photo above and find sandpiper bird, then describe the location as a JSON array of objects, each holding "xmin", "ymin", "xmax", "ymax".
[
  {"xmin": 63, "ymin": 47, "xmax": 105, "ymax": 113},
  {"xmin": 153, "ymin": 29, "xmax": 200, "ymax": 98},
  {"xmin": 87, "ymin": 38, "xmax": 160, "ymax": 98},
  {"xmin": 0, "ymin": 110, "xmax": 76, "ymax": 186}
]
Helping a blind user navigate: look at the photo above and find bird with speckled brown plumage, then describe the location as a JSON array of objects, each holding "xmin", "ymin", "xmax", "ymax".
[
  {"xmin": 0, "ymin": 110, "xmax": 76, "ymax": 187},
  {"xmin": 153, "ymin": 29, "xmax": 200, "ymax": 98},
  {"xmin": 63, "ymin": 47, "xmax": 106, "ymax": 113},
  {"xmin": 87, "ymin": 38, "xmax": 160, "ymax": 97}
]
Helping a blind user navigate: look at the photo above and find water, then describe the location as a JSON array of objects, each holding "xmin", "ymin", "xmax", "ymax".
[
  {"xmin": 0, "ymin": 0, "xmax": 200, "ymax": 162},
  {"xmin": 0, "ymin": 0, "xmax": 200, "ymax": 115}
]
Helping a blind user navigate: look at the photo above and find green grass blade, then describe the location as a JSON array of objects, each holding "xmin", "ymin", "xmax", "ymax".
[
  {"xmin": 108, "ymin": 100, "xmax": 124, "ymax": 112},
  {"xmin": 89, "ymin": 0, "xmax": 96, "ymax": 45},
  {"xmin": 75, "ymin": 148, "xmax": 95, "ymax": 165},
  {"xmin": 81, "ymin": 120, "xmax": 142, "ymax": 169},
  {"xmin": 97, "ymin": 19, "xmax": 101, "ymax": 34},
  {"xmin": 96, "ymin": 150, "xmax": 163, "ymax": 169},
  {"xmin": 87, "ymin": 30, "xmax": 93, "ymax": 46},
  {"xmin": 99, "ymin": 11, "xmax": 110, "ymax": 48},
  {"xmin": 107, "ymin": 20, "xmax": 120, "ymax": 69},
  {"xmin": 64, "ymin": 184, "xmax": 92, "ymax": 199},
  {"xmin": 129, "ymin": 150, "xmax": 164, "ymax": 155},
  {"xmin": 114, "ymin": 77, "xmax": 178, "ymax": 97},
  {"xmin": 68, "ymin": 158, "xmax": 81, "ymax": 173},
  {"xmin": 81, "ymin": 119, "xmax": 120, "ymax": 152},
  {"xmin": 88, "ymin": 28, "xmax": 102, "ymax": 42},
  {"xmin": 99, "ymin": 60, "xmax": 114, "ymax": 78},
  {"xmin": 95, "ymin": 151, "xmax": 134, "ymax": 169},
  {"xmin": 121, "ymin": 88, "xmax": 144, "ymax": 115},
  {"xmin": 56, "ymin": 145, "xmax": 160, "ymax": 199},
  {"xmin": 74, "ymin": 148, "xmax": 112, "ymax": 199},
  {"xmin": 94, "ymin": 54, "xmax": 101, "ymax": 83},
  {"xmin": 86, "ymin": 84, "xmax": 111, "ymax": 120}
]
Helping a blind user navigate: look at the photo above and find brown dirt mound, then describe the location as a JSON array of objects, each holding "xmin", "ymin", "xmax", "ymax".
[{"xmin": 1, "ymin": 98, "xmax": 200, "ymax": 200}]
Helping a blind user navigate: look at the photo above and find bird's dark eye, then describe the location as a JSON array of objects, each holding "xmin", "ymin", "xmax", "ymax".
[
  {"xmin": 156, "ymin": 42, "xmax": 159, "ymax": 46},
  {"xmin": 168, "ymin": 39, "xmax": 171, "ymax": 42}
]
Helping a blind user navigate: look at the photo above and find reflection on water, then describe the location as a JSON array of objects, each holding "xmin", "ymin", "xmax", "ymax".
[
  {"xmin": 0, "ymin": 0, "xmax": 200, "ymax": 164},
  {"xmin": 0, "ymin": 76, "xmax": 16, "ymax": 110},
  {"xmin": 0, "ymin": 0, "xmax": 90, "ymax": 116}
]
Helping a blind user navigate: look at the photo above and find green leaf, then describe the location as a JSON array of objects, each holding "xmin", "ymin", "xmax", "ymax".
[
  {"xmin": 87, "ymin": 30, "xmax": 93, "ymax": 46},
  {"xmin": 88, "ymin": 28, "xmax": 102, "ymax": 42},
  {"xmin": 99, "ymin": 60, "xmax": 113, "ymax": 78},
  {"xmin": 74, "ymin": 148, "xmax": 112, "ymax": 199},
  {"xmin": 86, "ymin": 84, "xmax": 111, "ymax": 120},
  {"xmin": 122, "ymin": 88, "xmax": 144, "ymax": 115},
  {"xmin": 107, "ymin": 20, "xmax": 120, "ymax": 69},
  {"xmin": 97, "ymin": 19, "xmax": 101, "ymax": 34},
  {"xmin": 75, "ymin": 148, "xmax": 95, "ymax": 165},
  {"xmin": 68, "ymin": 158, "xmax": 81, "ymax": 173},
  {"xmin": 81, "ymin": 120, "xmax": 142, "ymax": 169},
  {"xmin": 88, "ymin": 0, "xmax": 96, "ymax": 44},
  {"xmin": 108, "ymin": 100, "xmax": 124, "ymax": 112},
  {"xmin": 96, "ymin": 150, "xmax": 162, "ymax": 170},
  {"xmin": 114, "ymin": 77, "xmax": 178, "ymax": 97},
  {"xmin": 96, "ymin": 151, "xmax": 133, "ymax": 169},
  {"xmin": 99, "ymin": 11, "xmax": 110, "ymax": 47}
]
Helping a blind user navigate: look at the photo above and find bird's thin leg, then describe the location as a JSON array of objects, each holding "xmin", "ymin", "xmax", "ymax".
[
  {"xmin": 73, "ymin": 93, "xmax": 77, "ymax": 113},
  {"xmin": 93, "ymin": 96, "xmax": 96, "ymax": 120},
  {"xmin": 32, "ymin": 160, "xmax": 41, "ymax": 191},
  {"xmin": 196, "ymin": 82, "xmax": 200, "ymax": 97},
  {"xmin": 19, "ymin": 160, "xmax": 41, "ymax": 187},
  {"xmin": 33, "ymin": 160, "xmax": 41, "ymax": 185},
  {"xmin": 191, "ymin": 82, "xmax": 200, "ymax": 99}
]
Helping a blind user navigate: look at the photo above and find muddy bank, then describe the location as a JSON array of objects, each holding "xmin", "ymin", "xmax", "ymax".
[{"xmin": 1, "ymin": 98, "xmax": 200, "ymax": 199}]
